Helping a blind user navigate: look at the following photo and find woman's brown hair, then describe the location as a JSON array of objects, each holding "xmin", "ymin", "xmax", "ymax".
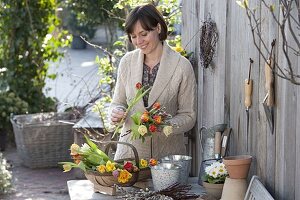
[{"xmin": 125, "ymin": 4, "xmax": 168, "ymax": 42}]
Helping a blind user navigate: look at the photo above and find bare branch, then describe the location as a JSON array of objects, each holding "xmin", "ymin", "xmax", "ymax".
[
  {"xmin": 244, "ymin": 0, "xmax": 300, "ymax": 85},
  {"xmin": 100, "ymin": 8, "xmax": 126, "ymax": 22}
]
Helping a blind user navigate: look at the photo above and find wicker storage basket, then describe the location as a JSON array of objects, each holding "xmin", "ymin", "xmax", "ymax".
[
  {"xmin": 10, "ymin": 112, "xmax": 79, "ymax": 168},
  {"xmin": 85, "ymin": 141, "xmax": 151, "ymax": 187}
]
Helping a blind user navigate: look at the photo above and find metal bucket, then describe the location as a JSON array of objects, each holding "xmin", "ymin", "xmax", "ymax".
[
  {"xmin": 198, "ymin": 124, "xmax": 227, "ymax": 185},
  {"xmin": 150, "ymin": 163, "xmax": 181, "ymax": 191},
  {"xmin": 161, "ymin": 155, "xmax": 192, "ymax": 184},
  {"xmin": 200, "ymin": 124, "xmax": 227, "ymax": 161}
]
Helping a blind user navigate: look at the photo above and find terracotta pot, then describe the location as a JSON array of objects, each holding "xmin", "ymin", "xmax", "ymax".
[
  {"xmin": 202, "ymin": 181, "xmax": 224, "ymax": 199},
  {"xmin": 223, "ymin": 155, "xmax": 252, "ymax": 179},
  {"xmin": 221, "ymin": 177, "xmax": 247, "ymax": 200}
]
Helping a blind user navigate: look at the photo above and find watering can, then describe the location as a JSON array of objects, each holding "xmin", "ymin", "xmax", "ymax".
[{"xmin": 198, "ymin": 124, "xmax": 231, "ymax": 185}]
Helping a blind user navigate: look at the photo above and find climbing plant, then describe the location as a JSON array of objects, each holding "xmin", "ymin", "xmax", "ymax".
[{"xmin": 0, "ymin": 0, "xmax": 70, "ymax": 113}]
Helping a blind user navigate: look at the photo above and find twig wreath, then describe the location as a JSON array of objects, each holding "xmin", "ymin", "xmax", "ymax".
[{"xmin": 200, "ymin": 15, "xmax": 218, "ymax": 69}]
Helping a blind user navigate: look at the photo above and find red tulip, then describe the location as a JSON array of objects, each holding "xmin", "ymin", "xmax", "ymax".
[
  {"xmin": 123, "ymin": 161, "xmax": 134, "ymax": 172},
  {"xmin": 153, "ymin": 115, "xmax": 162, "ymax": 124},
  {"xmin": 141, "ymin": 113, "xmax": 149, "ymax": 122},
  {"xmin": 149, "ymin": 124, "xmax": 157, "ymax": 132},
  {"xmin": 152, "ymin": 102, "xmax": 160, "ymax": 110},
  {"xmin": 135, "ymin": 82, "xmax": 142, "ymax": 89}
]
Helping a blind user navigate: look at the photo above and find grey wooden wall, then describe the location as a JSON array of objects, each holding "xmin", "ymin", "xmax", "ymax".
[{"xmin": 182, "ymin": 0, "xmax": 300, "ymax": 199}]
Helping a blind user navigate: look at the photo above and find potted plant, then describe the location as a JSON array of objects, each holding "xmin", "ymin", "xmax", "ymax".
[{"xmin": 202, "ymin": 161, "xmax": 228, "ymax": 199}]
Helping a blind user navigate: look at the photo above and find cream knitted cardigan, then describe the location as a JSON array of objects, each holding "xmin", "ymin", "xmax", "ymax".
[{"xmin": 111, "ymin": 42, "xmax": 197, "ymax": 160}]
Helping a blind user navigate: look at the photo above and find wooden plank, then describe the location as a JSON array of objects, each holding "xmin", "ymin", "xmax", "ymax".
[
  {"xmin": 182, "ymin": 1, "xmax": 300, "ymax": 198},
  {"xmin": 275, "ymin": 2, "xmax": 298, "ymax": 199},
  {"xmin": 182, "ymin": 0, "xmax": 201, "ymax": 177},
  {"xmin": 295, "ymin": 57, "xmax": 300, "ymax": 199},
  {"xmin": 261, "ymin": 0, "xmax": 278, "ymax": 196}
]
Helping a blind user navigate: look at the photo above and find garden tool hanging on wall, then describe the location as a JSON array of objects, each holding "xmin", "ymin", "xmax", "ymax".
[
  {"xmin": 262, "ymin": 39, "xmax": 276, "ymax": 134},
  {"xmin": 198, "ymin": 124, "xmax": 231, "ymax": 185},
  {"xmin": 245, "ymin": 58, "xmax": 253, "ymax": 152}
]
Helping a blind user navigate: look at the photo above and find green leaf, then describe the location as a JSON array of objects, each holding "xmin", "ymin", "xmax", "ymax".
[
  {"xmin": 83, "ymin": 135, "xmax": 111, "ymax": 162},
  {"xmin": 77, "ymin": 161, "xmax": 87, "ymax": 172},
  {"xmin": 86, "ymin": 153, "xmax": 104, "ymax": 165},
  {"xmin": 130, "ymin": 124, "xmax": 140, "ymax": 140},
  {"xmin": 131, "ymin": 111, "xmax": 142, "ymax": 125}
]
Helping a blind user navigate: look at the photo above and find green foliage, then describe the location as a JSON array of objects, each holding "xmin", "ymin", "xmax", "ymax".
[
  {"xmin": 0, "ymin": 153, "xmax": 12, "ymax": 194},
  {"xmin": 59, "ymin": 0, "xmax": 118, "ymax": 39},
  {"xmin": 0, "ymin": 0, "xmax": 70, "ymax": 114},
  {"xmin": 202, "ymin": 173, "xmax": 227, "ymax": 184},
  {"xmin": 0, "ymin": 92, "xmax": 28, "ymax": 129}
]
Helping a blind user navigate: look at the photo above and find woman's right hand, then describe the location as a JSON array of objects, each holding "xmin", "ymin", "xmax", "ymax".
[{"xmin": 110, "ymin": 106, "xmax": 126, "ymax": 125}]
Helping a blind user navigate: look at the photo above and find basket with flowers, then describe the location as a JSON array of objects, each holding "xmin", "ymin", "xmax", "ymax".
[{"xmin": 59, "ymin": 135, "xmax": 156, "ymax": 187}]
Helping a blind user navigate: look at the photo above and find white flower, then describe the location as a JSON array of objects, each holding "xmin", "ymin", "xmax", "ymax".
[
  {"xmin": 138, "ymin": 125, "xmax": 148, "ymax": 136},
  {"xmin": 81, "ymin": 143, "xmax": 90, "ymax": 153},
  {"xmin": 163, "ymin": 126, "xmax": 173, "ymax": 137},
  {"xmin": 205, "ymin": 162, "xmax": 228, "ymax": 178},
  {"xmin": 209, "ymin": 168, "xmax": 219, "ymax": 178}
]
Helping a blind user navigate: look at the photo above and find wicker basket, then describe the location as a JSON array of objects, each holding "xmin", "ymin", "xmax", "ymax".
[
  {"xmin": 85, "ymin": 141, "xmax": 151, "ymax": 187},
  {"xmin": 10, "ymin": 112, "xmax": 79, "ymax": 168}
]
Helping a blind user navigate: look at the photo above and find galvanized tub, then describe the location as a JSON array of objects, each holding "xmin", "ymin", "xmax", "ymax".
[
  {"xmin": 150, "ymin": 163, "xmax": 181, "ymax": 191},
  {"xmin": 161, "ymin": 155, "xmax": 192, "ymax": 184}
]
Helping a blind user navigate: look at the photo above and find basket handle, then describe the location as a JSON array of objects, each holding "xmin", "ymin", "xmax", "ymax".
[{"xmin": 104, "ymin": 141, "xmax": 140, "ymax": 168}]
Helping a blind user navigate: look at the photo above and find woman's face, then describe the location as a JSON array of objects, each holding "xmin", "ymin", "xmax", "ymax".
[{"xmin": 130, "ymin": 20, "xmax": 161, "ymax": 55}]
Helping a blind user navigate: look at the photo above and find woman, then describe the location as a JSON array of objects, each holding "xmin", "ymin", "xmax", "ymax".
[{"xmin": 110, "ymin": 4, "xmax": 197, "ymax": 160}]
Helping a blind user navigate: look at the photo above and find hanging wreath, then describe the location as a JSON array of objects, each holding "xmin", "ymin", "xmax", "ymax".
[{"xmin": 200, "ymin": 17, "xmax": 218, "ymax": 69}]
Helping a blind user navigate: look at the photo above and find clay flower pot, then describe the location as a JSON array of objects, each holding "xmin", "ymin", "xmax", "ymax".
[
  {"xmin": 223, "ymin": 155, "xmax": 252, "ymax": 179},
  {"xmin": 202, "ymin": 181, "xmax": 224, "ymax": 199}
]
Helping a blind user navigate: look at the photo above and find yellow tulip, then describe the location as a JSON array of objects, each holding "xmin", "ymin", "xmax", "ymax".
[
  {"xmin": 105, "ymin": 161, "xmax": 116, "ymax": 172},
  {"xmin": 140, "ymin": 159, "xmax": 148, "ymax": 168},
  {"xmin": 63, "ymin": 164, "xmax": 72, "ymax": 172},
  {"xmin": 118, "ymin": 169, "xmax": 132, "ymax": 183},
  {"xmin": 97, "ymin": 165, "xmax": 106, "ymax": 173}
]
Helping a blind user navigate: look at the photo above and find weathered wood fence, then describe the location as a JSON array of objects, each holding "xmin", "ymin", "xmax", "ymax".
[{"xmin": 182, "ymin": 1, "xmax": 300, "ymax": 199}]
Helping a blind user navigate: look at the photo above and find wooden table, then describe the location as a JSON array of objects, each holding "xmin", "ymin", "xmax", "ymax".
[{"xmin": 67, "ymin": 177, "xmax": 207, "ymax": 200}]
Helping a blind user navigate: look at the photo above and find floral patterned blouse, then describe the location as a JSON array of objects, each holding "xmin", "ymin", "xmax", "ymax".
[{"xmin": 142, "ymin": 62, "xmax": 160, "ymax": 107}]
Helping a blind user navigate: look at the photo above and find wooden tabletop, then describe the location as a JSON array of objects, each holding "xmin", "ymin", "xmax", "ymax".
[{"xmin": 67, "ymin": 177, "xmax": 207, "ymax": 200}]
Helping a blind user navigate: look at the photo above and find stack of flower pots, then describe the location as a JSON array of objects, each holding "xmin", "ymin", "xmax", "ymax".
[{"xmin": 221, "ymin": 155, "xmax": 252, "ymax": 200}]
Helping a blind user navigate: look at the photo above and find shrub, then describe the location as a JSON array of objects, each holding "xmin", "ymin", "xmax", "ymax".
[{"xmin": 0, "ymin": 153, "xmax": 12, "ymax": 194}]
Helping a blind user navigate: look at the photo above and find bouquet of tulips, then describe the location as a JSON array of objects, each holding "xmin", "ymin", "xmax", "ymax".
[
  {"xmin": 59, "ymin": 135, "xmax": 158, "ymax": 184},
  {"xmin": 111, "ymin": 82, "xmax": 175, "ymax": 142},
  {"xmin": 130, "ymin": 101, "xmax": 174, "ymax": 142}
]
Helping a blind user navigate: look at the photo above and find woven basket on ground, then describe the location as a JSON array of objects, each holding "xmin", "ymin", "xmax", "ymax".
[
  {"xmin": 10, "ymin": 112, "xmax": 79, "ymax": 168},
  {"xmin": 85, "ymin": 141, "xmax": 151, "ymax": 187}
]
